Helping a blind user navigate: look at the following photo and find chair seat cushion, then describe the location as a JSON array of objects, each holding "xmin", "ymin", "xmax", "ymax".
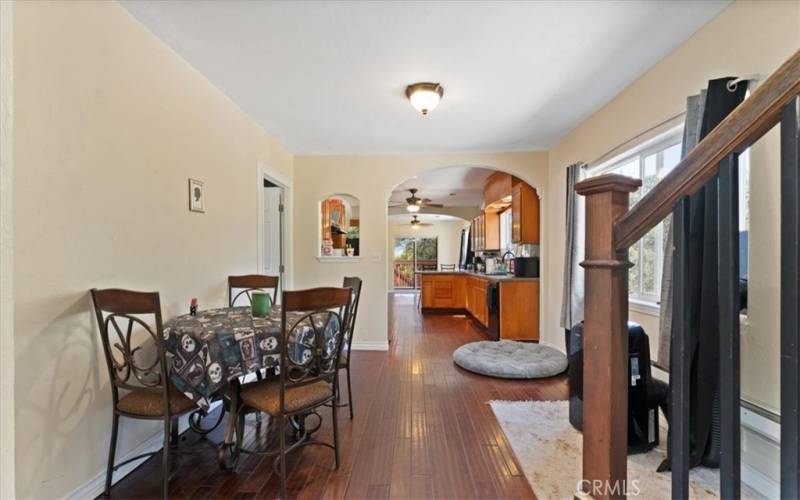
[
  {"xmin": 240, "ymin": 379, "xmax": 333, "ymax": 416},
  {"xmin": 117, "ymin": 385, "xmax": 196, "ymax": 417}
]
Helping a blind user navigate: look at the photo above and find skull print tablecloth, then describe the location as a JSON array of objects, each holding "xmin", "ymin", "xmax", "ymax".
[{"xmin": 164, "ymin": 306, "xmax": 285, "ymax": 408}]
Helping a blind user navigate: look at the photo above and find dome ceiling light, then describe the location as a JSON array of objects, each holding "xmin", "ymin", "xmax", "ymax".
[{"xmin": 405, "ymin": 82, "xmax": 444, "ymax": 115}]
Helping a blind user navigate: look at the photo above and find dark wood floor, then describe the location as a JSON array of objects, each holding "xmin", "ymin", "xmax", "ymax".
[{"xmin": 108, "ymin": 292, "xmax": 567, "ymax": 499}]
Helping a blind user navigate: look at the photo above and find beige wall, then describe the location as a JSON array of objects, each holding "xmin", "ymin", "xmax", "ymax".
[
  {"xmin": 387, "ymin": 219, "xmax": 470, "ymax": 290},
  {"xmin": 13, "ymin": 2, "xmax": 293, "ymax": 497},
  {"xmin": 545, "ymin": 0, "xmax": 799, "ymax": 412},
  {"xmin": 293, "ymin": 152, "xmax": 549, "ymax": 348}
]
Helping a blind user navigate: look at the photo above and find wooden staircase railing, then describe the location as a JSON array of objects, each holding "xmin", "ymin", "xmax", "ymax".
[{"xmin": 574, "ymin": 48, "xmax": 800, "ymax": 499}]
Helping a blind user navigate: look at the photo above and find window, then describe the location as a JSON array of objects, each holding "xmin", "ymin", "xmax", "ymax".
[
  {"xmin": 588, "ymin": 131, "xmax": 683, "ymax": 305},
  {"xmin": 499, "ymin": 209, "xmax": 513, "ymax": 252}
]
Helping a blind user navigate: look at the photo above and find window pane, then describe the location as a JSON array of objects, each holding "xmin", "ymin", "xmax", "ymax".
[
  {"xmin": 661, "ymin": 143, "xmax": 681, "ymax": 177},
  {"xmin": 642, "ymin": 154, "xmax": 658, "ymax": 195},
  {"xmin": 628, "ymin": 241, "xmax": 641, "ymax": 294},
  {"xmin": 641, "ymin": 227, "xmax": 657, "ymax": 295}
]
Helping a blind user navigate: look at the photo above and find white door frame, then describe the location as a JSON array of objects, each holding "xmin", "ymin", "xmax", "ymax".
[
  {"xmin": 0, "ymin": 1, "xmax": 15, "ymax": 497},
  {"xmin": 257, "ymin": 162, "xmax": 293, "ymax": 291}
]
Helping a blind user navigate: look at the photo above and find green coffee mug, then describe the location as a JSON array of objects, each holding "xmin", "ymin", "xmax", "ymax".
[{"xmin": 251, "ymin": 292, "xmax": 272, "ymax": 317}]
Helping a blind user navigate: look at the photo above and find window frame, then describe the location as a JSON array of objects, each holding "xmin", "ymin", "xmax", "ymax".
[{"xmin": 586, "ymin": 128, "xmax": 683, "ymax": 307}]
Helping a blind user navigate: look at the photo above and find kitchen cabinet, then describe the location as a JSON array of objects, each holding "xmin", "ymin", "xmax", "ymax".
[
  {"xmin": 499, "ymin": 280, "xmax": 539, "ymax": 341},
  {"xmin": 511, "ymin": 181, "xmax": 540, "ymax": 244},
  {"xmin": 484, "ymin": 172, "xmax": 512, "ymax": 206},
  {"xmin": 465, "ymin": 276, "xmax": 488, "ymax": 327},
  {"xmin": 470, "ymin": 212, "xmax": 500, "ymax": 252},
  {"xmin": 421, "ymin": 272, "xmax": 538, "ymax": 340},
  {"xmin": 420, "ymin": 274, "xmax": 465, "ymax": 309},
  {"xmin": 484, "ymin": 211, "xmax": 500, "ymax": 250}
]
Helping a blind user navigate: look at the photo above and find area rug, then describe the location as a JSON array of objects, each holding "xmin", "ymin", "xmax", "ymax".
[
  {"xmin": 489, "ymin": 400, "xmax": 763, "ymax": 499},
  {"xmin": 453, "ymin": 340, "xmax": 567, "ymax": 379}
]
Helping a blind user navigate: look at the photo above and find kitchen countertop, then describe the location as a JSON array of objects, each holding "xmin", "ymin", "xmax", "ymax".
[{"xmin": 415, "ymin": 270, "xmax": 539, "ymax": 282}]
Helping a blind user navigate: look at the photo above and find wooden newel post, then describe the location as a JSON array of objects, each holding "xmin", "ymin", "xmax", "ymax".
[{"xmin": 574, "ymin": 174, "xmax": 641, "ymax": 500}]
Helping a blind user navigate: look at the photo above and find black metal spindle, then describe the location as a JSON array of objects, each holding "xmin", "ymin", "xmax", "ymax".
[
  {"xmin": 781, "ymin": 96, "xmax": 800, "ymax": 498},
  {"xmin": 718, "ymin": 154, "xmax": 741, "ymax": 498},
  {"xmin": 671, "ymin": 196, "xmax": 691, "ymax": 499}
]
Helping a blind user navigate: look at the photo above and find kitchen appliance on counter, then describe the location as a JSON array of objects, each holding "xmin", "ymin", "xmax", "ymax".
[{"xmin": 514, "ymin": 256, "xmax": 539, "ymax": 278}]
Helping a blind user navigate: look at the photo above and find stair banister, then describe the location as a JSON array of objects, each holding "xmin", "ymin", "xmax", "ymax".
[
  {"xmin": 615, "ymin": 49, "xmax": 800, "ymax": 251},
  {"xmin": 574, "ymin": 48, "xmax": 800, "ymax": 499}
]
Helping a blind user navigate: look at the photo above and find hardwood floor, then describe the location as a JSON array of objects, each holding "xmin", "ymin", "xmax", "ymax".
[{"xmin": 107, "ymin": 292, "xmax": 567, "ymax": 499}]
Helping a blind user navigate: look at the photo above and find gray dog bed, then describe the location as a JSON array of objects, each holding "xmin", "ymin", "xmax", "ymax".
[{"xmin": 453, "ymin": 340, "xmax": 568, "ymax": 379}]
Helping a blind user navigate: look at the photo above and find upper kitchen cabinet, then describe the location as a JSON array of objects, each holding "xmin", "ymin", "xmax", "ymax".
[{"xmin": 511, "ymin": 180, "xmax": 539, "ymax": 244}]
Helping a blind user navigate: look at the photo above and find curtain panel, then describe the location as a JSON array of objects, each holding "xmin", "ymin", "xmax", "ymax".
[{"xmin": 560, "ymin": 162, "xmax": 586, "ymax": 332}]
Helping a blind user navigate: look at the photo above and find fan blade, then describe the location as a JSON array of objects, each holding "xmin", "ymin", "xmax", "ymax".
[{"xmin": 421, "ymin": 202, "xmax": 444, "ymax": 208}]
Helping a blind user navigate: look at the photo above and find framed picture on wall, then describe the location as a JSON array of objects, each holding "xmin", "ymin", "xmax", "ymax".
[{"xmin": 189, "ymin": 178, "xmax": 205, "ymax": 213}]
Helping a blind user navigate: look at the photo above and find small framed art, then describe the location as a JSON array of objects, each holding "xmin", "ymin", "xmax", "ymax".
[{"xmin": 189, "ymin": 178, "xmax": 205, "ymax": 213}]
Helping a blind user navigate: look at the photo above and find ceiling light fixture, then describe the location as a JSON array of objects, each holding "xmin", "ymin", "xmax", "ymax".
[
  {"xmin": 405, "ymin": 82, "xmax": 444, "ymax": 115},
  {"xmin": 406, "ymin": 203, "xmax": 421, "ymax": 213}
]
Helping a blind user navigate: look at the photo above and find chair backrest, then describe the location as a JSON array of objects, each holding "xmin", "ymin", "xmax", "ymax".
[
  {"xmin": 420, "ymin": 264, "xmax": 437, "ymax": 271},
  {"xmin": 440, "ymin": 264, "xmax": 456, "ymax": 271},
  {"xmin": 279, "ymin": 287, "xmax": 352, "ymax": 407},
  {"xmin": 341, "ymin": 277, "xmax": 363, "ymax": 353},
  {"xmin": 228, "ymin": 274, "xmax": 279, "ymax": 307},
  {"xmin": 90, "ymin": 288, "xmax": 168, "ymax": 405}
]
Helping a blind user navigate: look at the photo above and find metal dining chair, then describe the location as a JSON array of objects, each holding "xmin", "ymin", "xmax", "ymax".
[
  {"xmin": 339, "ymin": 276, "xmax": 363, "ymax": 419},
  {"xmin": 91, "ymin": 288, "xmax": 196, "ymax": 499},
  {"xmin": 440, "ymin": 264, "xmax": 456, "ymax": 271},
  {"xmin": 233, "ymin": 287, "xmax": 352, "ymax": 498},
  {"xmin": 228, "ymin": 274, "xmax": 279, "ymax": 307}
]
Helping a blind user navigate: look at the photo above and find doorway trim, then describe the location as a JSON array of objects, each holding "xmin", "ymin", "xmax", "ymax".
[
  {"xmin": 0, "ymin": 1, "xmax": 14, "ymax": 497},
  {"xmin": 257, "ymin": 162, "xmax": 293, "ymax": 291}
]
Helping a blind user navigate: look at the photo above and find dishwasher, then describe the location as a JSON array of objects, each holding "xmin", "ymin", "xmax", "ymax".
[{"xmin": 485, "ymin": 281, "xmax": 500, "ymax": 340}]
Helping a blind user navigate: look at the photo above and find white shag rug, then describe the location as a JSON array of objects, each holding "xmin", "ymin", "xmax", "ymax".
[{"xmin": 489, "ymin": 400, "xmax": 763, "ymax": 499}]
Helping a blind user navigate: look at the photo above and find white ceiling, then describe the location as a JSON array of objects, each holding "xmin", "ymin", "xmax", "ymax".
[
  {"xmin": 122, "ymin": 0, "xmax": 729, "ymax": 155},
  {"xmin": 389, "ymin": 166, "xmax": 495, "ymax": 207}
]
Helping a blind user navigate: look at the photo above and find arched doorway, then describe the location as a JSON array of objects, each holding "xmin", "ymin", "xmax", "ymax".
[{"xmin": 386, "ymin": 164, "xmax": 543, "ymax": 342}]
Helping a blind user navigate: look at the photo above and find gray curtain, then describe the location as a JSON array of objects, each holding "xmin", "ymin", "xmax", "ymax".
[
  {"xmin": 560, "ymin": 162, "xmax": 586, "ymax": 330},
  {"xmin": 656, "ymin": 91, "xmax": 707, "ymax": 369}
]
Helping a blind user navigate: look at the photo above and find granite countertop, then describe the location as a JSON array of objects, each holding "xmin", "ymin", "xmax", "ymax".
[{"xmin": 415, "ymin": 270, "xmax": 539, "ymax": 282}]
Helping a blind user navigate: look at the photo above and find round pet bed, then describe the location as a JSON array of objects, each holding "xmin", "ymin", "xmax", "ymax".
[{"xmin": 453, "ymin": 340, "xmax": 567, "ymax": 379}]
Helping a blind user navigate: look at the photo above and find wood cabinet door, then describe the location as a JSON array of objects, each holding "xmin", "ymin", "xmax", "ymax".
[
  {"xmin": 511, "ymin": 184, "xmax": 521, "ymax": 243},
  {"xmin": 421, "ymin": 278, "xmax": 434, "ymax": 308},
  {"xmin": 479, "ymin": 215, "xmax": 485, "ymax": 250},
  {"xmin": 432, "ymin": 278, "xmax": 455, "ymax": 308},
  {"xmin": 511, "ymin": 183, "xmax": 540, "ymax": 244},
  {"xmin": 484, "ymin": 211, "xmax": 500, "ymax": 250}
]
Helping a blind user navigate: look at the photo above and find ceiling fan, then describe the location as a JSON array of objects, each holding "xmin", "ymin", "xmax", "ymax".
[
  {"xmin": 401, "ymin": 215, "xmax": 433, "ymax": 229},
  {"xmin": 390, "ymin": 188, "xmax": 444, "ymax": 213}
]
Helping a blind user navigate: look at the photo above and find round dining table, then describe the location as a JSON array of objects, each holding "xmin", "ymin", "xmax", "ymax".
[{"xmin": 163, "ymin": 305, "xmax": 338, "ymax": 469}]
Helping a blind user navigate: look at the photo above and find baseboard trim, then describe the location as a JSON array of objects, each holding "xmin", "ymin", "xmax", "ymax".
[
  {"xmin": 63, "ymin": 409, "xmax": 203, "ymax": 500},
  {"xmin": 351, "ymin": 340, "xmax": 389, "ymax": 351},
  {"xmin": 64, "ymin": 430, "xmax": 164, "ymax": 500}
]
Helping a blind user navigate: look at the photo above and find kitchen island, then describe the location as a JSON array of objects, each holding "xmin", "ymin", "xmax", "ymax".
[{"xmin": 418, "ymin": 270, "xmax": 539, "ymax": 341}]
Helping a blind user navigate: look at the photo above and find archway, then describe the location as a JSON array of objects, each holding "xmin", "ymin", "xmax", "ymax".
[{"xmin": 385, "ymin": 164, "xmax": 545, "ymax": 343}]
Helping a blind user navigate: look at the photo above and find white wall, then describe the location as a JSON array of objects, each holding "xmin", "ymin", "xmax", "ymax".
[
  {"xmin": 12, "ymin": 2, "xmax": 293, "ymax": 497},
  {"xmin": 293, "ymin": 153, "xmax": 549, "ymax": 349},
  {"xmin": 387, "ymin": 219, "xmax": 470, "ymax": 290}
]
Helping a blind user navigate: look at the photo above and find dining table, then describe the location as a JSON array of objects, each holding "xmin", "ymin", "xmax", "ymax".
[{"xmin": 163, "ymin": 304, "xmax": 339, "ymax": 468}]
